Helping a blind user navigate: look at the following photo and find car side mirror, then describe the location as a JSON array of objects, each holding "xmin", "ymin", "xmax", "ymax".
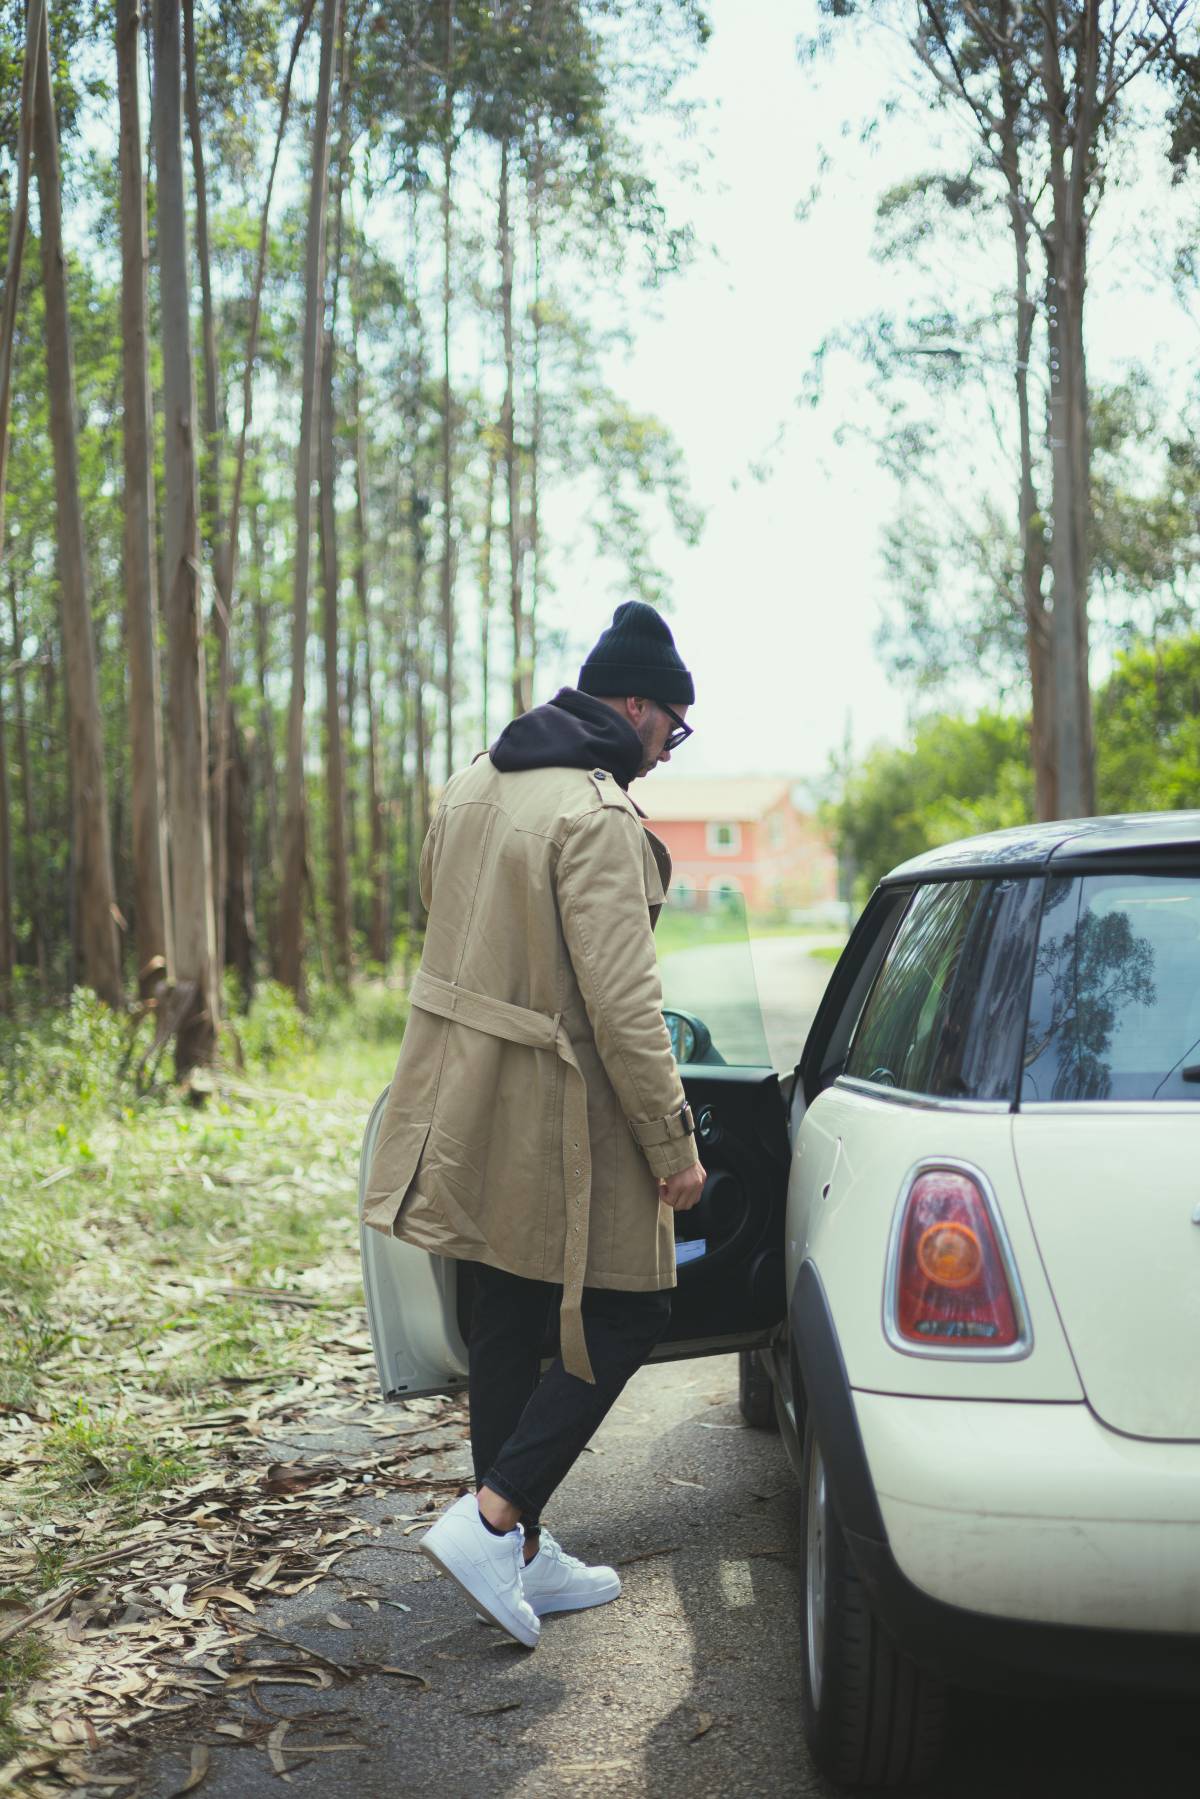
[{"xmin": 663, "ymin": 1009, "xmax": 713, "ymax": 1065}]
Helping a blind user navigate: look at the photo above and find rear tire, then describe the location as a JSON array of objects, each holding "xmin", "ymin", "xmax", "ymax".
[
  {"xmin": 738, "ymin": 1348, "xmax": 778, "ymax": 1429},
  {"xmin": 799, "ymin": 1417, "xmax": 945, "ymax": 1788}
]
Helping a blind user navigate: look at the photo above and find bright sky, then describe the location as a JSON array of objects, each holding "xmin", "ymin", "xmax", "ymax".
[
  {"xmin": 534, "ymin": 0, "xmax": 927, "ymax": 786},
  {"xmin": 530, "ymin": 0, "xmax": 1199, "ymax": 793}
]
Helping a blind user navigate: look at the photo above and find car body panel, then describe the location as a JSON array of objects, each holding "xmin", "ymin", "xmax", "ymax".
[
  {"xmin": 885, "ymin": 810, "xmax": 1200, "ymax": 886},
  {"xmin": 787, "ymin": 1083, "xmax": 1083, "ymax": 1401},
  {"xmin": 359, "ymin": 1084, "xmax": 470, "ymax": 1400},
  {"xmin": 855, "ymin": 1391, "xmax": 1200, "ymax": 1633},
  {"xmin": 1012, "ymin": 1114, "xmax": 1200, "ymax": 1441}
]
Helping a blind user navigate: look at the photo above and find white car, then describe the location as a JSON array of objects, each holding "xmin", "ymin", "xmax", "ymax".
[{"xmin": 359, "ymin": 813, "xmax": 1200, "ymax": 1788}]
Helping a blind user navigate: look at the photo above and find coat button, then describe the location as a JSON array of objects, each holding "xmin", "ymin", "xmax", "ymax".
[{"xmin": 592, "ymin": 769, "xmax": 607, "ymax": 781}]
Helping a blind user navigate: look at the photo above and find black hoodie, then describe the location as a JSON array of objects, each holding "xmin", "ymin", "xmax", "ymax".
[{"xmin": 489, "ymin": 687, "xmax": 644, "ymax": 790}]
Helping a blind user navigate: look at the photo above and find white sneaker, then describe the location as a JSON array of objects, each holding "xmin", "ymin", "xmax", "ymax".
[
  {"xmin": 420, "ymin": 1493, "xmax": 540, "ymax": 1648},
  {"xmin": 520, "ymin": 1529, "xmax": 622, "ymax": 1616}
]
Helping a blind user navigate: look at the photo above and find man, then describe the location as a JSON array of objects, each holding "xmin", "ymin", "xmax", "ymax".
[{"xmin": 362, "ymin": 600, "xmax": 706, "ymax": 1648}]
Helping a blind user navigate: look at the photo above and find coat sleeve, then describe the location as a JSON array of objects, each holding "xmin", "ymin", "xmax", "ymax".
[{"xmin": 555, "ymin": 805, "xmax": 700, "ymax": 1181}]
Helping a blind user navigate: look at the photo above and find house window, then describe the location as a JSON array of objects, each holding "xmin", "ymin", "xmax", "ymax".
[
  {"xmin": 672, "ymin": 877, "xmax": 696, "ymax": 910},
  {"xmin": 706, "ymin": 820, "xmax": 741, "ymax": 856},
  {"xmin": 768, "ymin": 813, "xmax": 784, "ymax": 850}
]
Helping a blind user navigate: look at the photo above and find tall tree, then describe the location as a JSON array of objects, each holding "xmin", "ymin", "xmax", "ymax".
[
  {"xmin": 32, "ymin": 4, "xmax": 123, "ymax": 1007},
  {"xmin": 439, "ymin": 0, "xmax": 457, "ymax": 777},
  {"xmin": 319, "ymin": 48, "xmax": 351, "ymax": 986},
  {"xmin": 0, "ymin": 0, "xmax": 45, "ymax": 1007},
  {"xmin": 117, "ymin": 0, "xmax": 174, "ymax": 996},
  {"xmin": 277, "ymin": 0, "xmax": 342, "ymax": 996},
  {"xmin": 156, "ymin": 0, "xmax": 218, "ymax": 1071}
]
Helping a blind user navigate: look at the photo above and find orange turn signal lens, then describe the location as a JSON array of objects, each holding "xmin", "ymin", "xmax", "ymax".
[{"xmin": 916, "ymin": 1221, "xmax": 983, "ymax": 1289}]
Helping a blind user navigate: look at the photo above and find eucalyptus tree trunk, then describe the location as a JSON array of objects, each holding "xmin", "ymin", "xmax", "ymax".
[
  {"xmin": 0, "ymin": 0, "xmax": 44, "ymax": 1008},
  {"xmin": 0, "ymin": 661, "xmax": 11, "ymax": 1005},
  {"xmin": 350, "ymin": 252, "xmax": 387, "ymax": 968},
  {"xmin": 996, "ymin": 54, "xmax": 1055, "ymax": 822},
  {"xmin": 182, "ymin": 0, "xmax": 232, "ymax": 970},
  {"xmin": 278, "ymin": 0, "xmax": 341, "ymax": 997},
  {"xmin": 479, "ymin": 432, "xmax": 498, "ymax": 747},
  {"xmin": 33, "ymin": 8, "xmax": 123, "ymax": 1007},
  {"xmin": 440, "ymin": 0, "xmax": 456, "ymax": 778},
  {"xmin": 319, "ymin": 160, "xmax": 350, "ymax": 987},
  {"xmin": 155, "ymin": 0, "xmax": 218, "ymax": 1070},
  {"xmin": 118, "ymin": 0, "xmax": 174, "ymax": 995},
  {"xmin": 251, "ymin": 499, "xmax": 279, "ymax": 922},
  {"xmin": 8, "ymin": 579, "xmax": 43, "ymax": 983},
  {"xmin": 498, "ymin": 140, "xmax": 527, "ymax": 716},
  {"xmin": 1041, "ymin": 0, "xmax": 1097, "ymax": 819},
  {"xmin": 528, "ymin": 149, "xmax": 543, "ymax": 703}
]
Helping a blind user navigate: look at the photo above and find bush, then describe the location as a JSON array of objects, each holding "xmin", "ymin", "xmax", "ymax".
[
  {"xmin": 0, "ymin": 987, "xmax": 151, "ymax": 1110},
  {"xmin": 230, "ymin": 980, "xmax": 311, "ymax": 1071}
]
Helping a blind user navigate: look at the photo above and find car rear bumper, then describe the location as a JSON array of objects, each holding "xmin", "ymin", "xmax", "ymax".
[
  {"xmin": 855, "ymin": 1390, "xmax": 1200, "ymax": 1635},
  {"xmin": 791, "ymin": 1260, "xmax": 1200, "ymax": 1696}
]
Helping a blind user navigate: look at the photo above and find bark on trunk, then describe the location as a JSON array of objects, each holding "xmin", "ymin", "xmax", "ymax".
[
  {"xmin": 480, "ymin": 431, "xmax": 497, "ymax": 747},
  {"xmin": 225, "ymin": 715, "xmax": 256, "ymax": 997},
  {"xmin": 319, "ymin": 237, "xmax": 350, "ymax": 984},
  {"xmin": 1041, "ymin": 1, "xmax": 1097, "ymax": 819},
  {"xmin": 33, "ymin": 9, "xmax": 124, "ymax": 1007},
  {"xmin": 0, "ymin": 0, "xmax": 44, "ymax": 1008},
  {"xmin": 498, "ymin": 140, "xmax": 527, "ymax": 717},
  {"xmin": 350, "ymin": 261, "xmax": 387, "ymax": 968},
  {"xmin": 182, "ymin": 0, "xmax": 233, "ymax": 974},
  {"xmin": 0, "ymin": 653, "xmax": 12, "ymax": 1005},
  {"xmin": 155, "ymin": 0, "xmax": 218, "ymax": 1070},
  {"xmin": 278, "ymin": 0, "xmax": 341, "ymax": 997},
  {"xmin": 997, "ymin": 63, "xmax": 1056, "ymax": 822},
  {"xmin": 118, "ymin": 0, "xmax": 174, "ymax": 995},
  {"xmin": 440, "ymin": 0, "xmax": 456, "ymax": 779},
  {"xmin": 9, "ymin": 578, "xmax": 43, "ymax": 983}
]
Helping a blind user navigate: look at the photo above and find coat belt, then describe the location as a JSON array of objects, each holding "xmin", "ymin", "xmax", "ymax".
[{"xmin": 409, "ymin": 969, "xmax": 596, "ymax": 1384}]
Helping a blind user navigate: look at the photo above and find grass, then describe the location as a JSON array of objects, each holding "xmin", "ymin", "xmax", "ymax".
[
  {"xmin": 0, "ymin": 978, "xmax": 407, "ymax": 1561},
  {"xmin": 0, "ymin": 1636, "xmax": 53, "ymax": 1764},
  {"xmin": 654, "ymin": 907, "xmax": 841, "ymax": 958}
]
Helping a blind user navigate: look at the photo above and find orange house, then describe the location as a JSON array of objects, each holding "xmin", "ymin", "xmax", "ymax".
[{"xmin": 633, "ymin": 776, "xmax": 839, "ymax": 917}]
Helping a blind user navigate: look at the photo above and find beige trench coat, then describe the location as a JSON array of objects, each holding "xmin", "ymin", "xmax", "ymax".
[{"xmin": 361, "ymin": 755, "xmax": 699, "ymax": 1381}]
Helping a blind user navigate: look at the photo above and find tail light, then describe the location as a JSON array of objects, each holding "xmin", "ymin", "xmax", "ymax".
[{"xmin": 886, "ymin": 1166, "xmax": 1025, "ymax": 1353}]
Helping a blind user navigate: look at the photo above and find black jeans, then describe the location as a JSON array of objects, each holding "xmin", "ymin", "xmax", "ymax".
[{"xmin": 467, "ymin": 1261, "xmax": 672, "ymax": 1529}]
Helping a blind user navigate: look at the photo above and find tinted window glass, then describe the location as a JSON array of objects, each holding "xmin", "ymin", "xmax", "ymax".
[
  {"xmin": 1022, "ymin": 872, "xmax": 1200, "ymax": 1102},
  {"xmin": 845, "ymin": 877, "xmax": 1040, "ymax": 1101}
]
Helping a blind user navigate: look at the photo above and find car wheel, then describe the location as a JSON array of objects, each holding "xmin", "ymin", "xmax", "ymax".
[
  {"xmin": 738, "ymin": 1348, "xmax": 778, "ymax": 1430},
  {"xmin": 799, "ymin": 1418, "xmax": 945, "ymax": 1789}
]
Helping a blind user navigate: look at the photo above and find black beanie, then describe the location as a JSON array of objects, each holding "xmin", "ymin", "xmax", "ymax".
[{"xmin": 577, "ymin": 601, "xmax": 695, "ymax": 706}]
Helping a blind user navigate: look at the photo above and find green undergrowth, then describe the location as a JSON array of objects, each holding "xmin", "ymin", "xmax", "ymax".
[
  {"xmin": 0, "ymin": 1635, "xmax": 52, "ymax": 1764},
  {"xmin": 0, "ymin": 976, "xmax": 407, "ymax": 1559}
]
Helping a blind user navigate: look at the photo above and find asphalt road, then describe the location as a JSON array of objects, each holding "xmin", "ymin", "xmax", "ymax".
[{"xmin": 139, "ymin": 1355, "xmax": 1200, "ymax": 1799}]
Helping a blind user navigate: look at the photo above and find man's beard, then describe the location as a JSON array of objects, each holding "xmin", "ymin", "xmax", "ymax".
[{"xmin": 636, "ymin": 714, "xmax": 660, "ymax": 774}]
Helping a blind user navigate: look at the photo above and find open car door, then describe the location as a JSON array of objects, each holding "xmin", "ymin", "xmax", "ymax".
[{"xmin": 359, "ymin": 894, "xmax": 790, "ymax": 1402}]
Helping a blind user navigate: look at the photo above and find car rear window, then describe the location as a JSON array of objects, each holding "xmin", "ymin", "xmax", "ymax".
[
  {"xmin": 844, "ymin": 876, "xmax": 1040, "ymax": 1102},
  {"xmin": 1022, "ymin": 872, "xmax": 1200, "ymax": 1102}
]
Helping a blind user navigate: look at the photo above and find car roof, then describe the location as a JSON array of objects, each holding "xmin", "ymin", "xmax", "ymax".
[{"xmin": 883, "ymin": 811, "xmax": 1200, "ymax": 885}]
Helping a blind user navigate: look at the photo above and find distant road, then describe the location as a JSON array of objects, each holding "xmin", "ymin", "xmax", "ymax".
[{"xmin": 658, "ymin": 934, "xmax": 843, "ymax": 1071}]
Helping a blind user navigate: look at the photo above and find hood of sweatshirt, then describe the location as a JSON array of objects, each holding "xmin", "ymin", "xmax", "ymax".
[{"xmin": 489, "ymin": 687, "xmax": 644, "ymax": 790}]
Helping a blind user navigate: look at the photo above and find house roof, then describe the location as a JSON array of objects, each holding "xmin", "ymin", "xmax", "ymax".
[{"xmin": 631, "ymin": 775, "xmax": 792, "ymax": 824}]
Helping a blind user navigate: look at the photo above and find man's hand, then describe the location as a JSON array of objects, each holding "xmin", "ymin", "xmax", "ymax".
[{"xmin": 659, "ymin": 1160, "xmax": 706, "ymax": 1211}]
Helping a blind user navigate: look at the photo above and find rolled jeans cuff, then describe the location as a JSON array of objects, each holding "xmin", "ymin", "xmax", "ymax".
[{"xmin": 481, "ymin": 1465, "xmax": 540, "ymax": 1532}]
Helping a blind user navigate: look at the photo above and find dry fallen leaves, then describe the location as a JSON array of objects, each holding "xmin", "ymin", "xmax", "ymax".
[{"xmin": 0, "ymin": 1381, "xmax": 462, "ymax": 1792}]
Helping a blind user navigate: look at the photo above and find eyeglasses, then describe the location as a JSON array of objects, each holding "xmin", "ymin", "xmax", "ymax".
[{"xmin": 657, "ymin": 701, "xmax": 693, "ymax": 753}]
